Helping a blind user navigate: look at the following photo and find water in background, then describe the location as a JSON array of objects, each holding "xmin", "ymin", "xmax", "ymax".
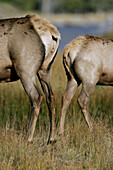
[{"xmin": 57, "ymin": 19, "xmax": 113, "ymax": 50}]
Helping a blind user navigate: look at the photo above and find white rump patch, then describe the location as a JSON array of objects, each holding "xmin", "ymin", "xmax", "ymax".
[
  {"xmin": 40, "ymin": 31, "xmax": 52, "ymax": 57},
  {"xmin": 35, "ymin": 28, "xmax": 55, "ymax": 58},
  {"xmin": 70, "ymin": 48, "xmax": 79, "ymax": 63}
]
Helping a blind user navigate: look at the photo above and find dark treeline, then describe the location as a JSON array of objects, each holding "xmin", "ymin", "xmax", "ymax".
[{"xmin": 0, "ymin": 0, "xmax": 113, "ymax": 13}]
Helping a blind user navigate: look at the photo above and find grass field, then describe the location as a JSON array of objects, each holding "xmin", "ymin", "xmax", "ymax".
[{"xmin": 0, "ymin": 52, "xmax": 113, "ymax": 170}]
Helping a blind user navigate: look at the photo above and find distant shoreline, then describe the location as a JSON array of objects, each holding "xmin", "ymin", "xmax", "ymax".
[
  {"xmin": 42, "ymin": 12, "xmax": 113, "ymax": 26},
  {"xmin": 0, "ymin": 4, "xmax": 113, "ymax": 26}
]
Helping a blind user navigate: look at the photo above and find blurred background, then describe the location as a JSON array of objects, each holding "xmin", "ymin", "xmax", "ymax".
[{"xmin": 0, "ymin": 0, "xmax": 113, "ymax": 49}]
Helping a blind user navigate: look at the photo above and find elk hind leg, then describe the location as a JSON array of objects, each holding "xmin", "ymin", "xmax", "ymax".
[
  {"xmin": 78, "ymin": 83, "xmax": 95, "ymax": 131},
  {"xmin": 59, "ymin": 56, "xmax": 79, "ymax": 136},
  {"xmin": 20, "ymin": 74, "xmax": 43, "ymax": 142},
  {"xmin": 59, "ymin": 77, "xmax": 78, "ymax": 136},
  {"xmin": 38, "ymin": 70, "xmax": 56, "ymax": 144}
]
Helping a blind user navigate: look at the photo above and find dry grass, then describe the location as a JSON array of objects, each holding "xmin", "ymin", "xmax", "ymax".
[
  {"xmin": 0, "ymin": 121, "xmax": 113, "ymax": 169},
  {"xmin": 0, "ymin": 52, "xmax": 113, "ymax": 169}
]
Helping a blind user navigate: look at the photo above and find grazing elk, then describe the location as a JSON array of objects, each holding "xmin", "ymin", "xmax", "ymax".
[
  {"xmin": 0, "ymin": 15, "xmax": 60, "ymax": 143},
  {"xmin": 59, "ymin": 35, "xmax": 113, "ymax": 135}
]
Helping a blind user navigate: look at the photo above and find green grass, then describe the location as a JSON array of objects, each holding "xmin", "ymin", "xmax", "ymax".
[{"xmin": 0, "ymin": 53, "xmax": 113, "ymax": 169}]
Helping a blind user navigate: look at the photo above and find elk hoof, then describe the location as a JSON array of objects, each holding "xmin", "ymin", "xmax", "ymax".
[
  {"xmin": 89, "ymin": 122, "xmax": 94, "ymax": 132},
  {"xmin": 47, "ymin": 139, "xmax": 57, "ymax": 145}
]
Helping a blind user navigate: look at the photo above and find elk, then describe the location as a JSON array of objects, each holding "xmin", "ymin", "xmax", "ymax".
[
  {"xmin": 0, "ymin": 14, "xmax": 60, "ymax": 143},
  {"xmin": 59, "ymin": 35, "xmax": 113, "ymax": 135}
]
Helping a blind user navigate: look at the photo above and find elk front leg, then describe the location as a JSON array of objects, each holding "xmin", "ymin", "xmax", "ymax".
[{"xmin": 38, "ymin": 70, "xmax": 56, "ymax": 144}]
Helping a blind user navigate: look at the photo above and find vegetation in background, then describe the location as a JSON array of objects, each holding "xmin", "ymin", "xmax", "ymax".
[
  {"xmin": 0, "ymin": 53, "xmax": 113, "ymax": 169},
  {"xmin": 1, "ymin": 0, "xmax": 113, "ymax": 13},
  {"xmin": 104, "ymin": 31, "xmax": 113, "ymax": 40}
]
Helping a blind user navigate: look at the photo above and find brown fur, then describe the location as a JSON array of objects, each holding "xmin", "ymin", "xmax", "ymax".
[
  {"xmin": 59, "ymin": 35, "xmax": 113, "ymax": 135},
  {"xmin": 29, "ymin": 15, "xmax": 60, "ymax": 38},
  {"xmin": 0, "ymin": 15, "xmax": 60, "ymax": 143}
]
